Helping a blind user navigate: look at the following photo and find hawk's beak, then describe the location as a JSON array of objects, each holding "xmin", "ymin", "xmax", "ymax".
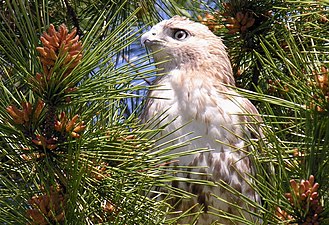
[
  {"xmin": 141, "ymin": 32, "xmax": 152, "ymax": 46},
  {"xmin": 141, "ymin": 29, "xmax": 162, "ymax": 47}
]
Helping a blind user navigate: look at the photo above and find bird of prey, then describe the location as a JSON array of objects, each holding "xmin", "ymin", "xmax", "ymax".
[{"xmin": 141, "ymin": 16, "xmax": 261, "ymax": 224}]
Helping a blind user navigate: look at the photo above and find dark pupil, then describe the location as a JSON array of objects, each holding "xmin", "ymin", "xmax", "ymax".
[{"xmin": 176, "ymin": 31, "xmax": 184, "ymax": 39}]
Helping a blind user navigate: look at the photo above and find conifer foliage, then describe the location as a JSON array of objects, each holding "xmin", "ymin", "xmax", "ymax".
[
  {"xmin": 192, "ymin": 0, "xmax": 329, "ymax": 224},
  {"xmin": 1, "ymin": 0, "xmax": 329, "ymax": 224},
  {"xmin": 0, "ymin": 1, "xmax": 172, "ymax": 224},
  {"xmin": 5, "ymin": 24, "xmax": 84, "ymax": 224}
]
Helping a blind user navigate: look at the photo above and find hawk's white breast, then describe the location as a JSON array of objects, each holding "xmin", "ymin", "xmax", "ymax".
[
  {"xmin": 142, "ymin": 15, "xmax": 261, "ymax": 224},
  {"xmin": 145, "ymin": 68, "xmax": 258, "ymax": 224},
  {"xmin": 147, "ymin": 69, "xmax": 248, "ymax": 157}
]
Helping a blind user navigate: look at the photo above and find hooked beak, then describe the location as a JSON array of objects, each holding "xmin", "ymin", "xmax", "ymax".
[
  {"xmin": 141, "ymin": 32, "xmax": 153, "ymax": 46},
  {"xmin": 141, "ymin": 30, "xmax": 163, "ymax": 48}
]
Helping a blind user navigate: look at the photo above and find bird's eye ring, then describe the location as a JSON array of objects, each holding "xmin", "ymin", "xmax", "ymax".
[{"xmin": 173, "ymin": 30, "xmax": 189, "ymax": 40}]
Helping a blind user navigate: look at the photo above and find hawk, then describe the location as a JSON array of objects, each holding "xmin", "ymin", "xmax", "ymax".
[{"xmin": 141, "ymin": 16, "xmax": 261, "ymax": 224}]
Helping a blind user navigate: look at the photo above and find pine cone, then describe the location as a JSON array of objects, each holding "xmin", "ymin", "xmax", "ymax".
[
  {"xmin": 26, "ymin": 186, "xmax": 65, "ymax": 225},
  {"xmin": 310, "ymin": 66, "xmax": 329, "ymax": 112},
  {"xmin": 283, "ymin": 175, "xmax": 323, "ymax": 224},
  {"xmin": 224, "ymin": 11, "xmax": 255, "ymax": 34},
  {"xmin": 32, "ymin": 134, "xmax": 57, "ymax": 150},
  {"xmin": 36, "ymin": 24, "xmax": 82, "ymax": 78},
  {"xmin": 275, "ymin": 206, "xmax": 294, "ymax": 222},
  {"xmin": 6, "ymin": 100, "xmax": 44, "ymax": 125},
  {"xmin": 54, "ymin": 112, "xmax": 86, "ymax": 138},
  {"xmin": 315, "ymin": 66, "xmax": 329, "ymax": 94},
  {"xmin": 33, "ymin": 24, "xmax": 82, "ymax": 102},
  {"xmin": 197, "ymin": 12, "xmax": 223, "ymax": 32}
]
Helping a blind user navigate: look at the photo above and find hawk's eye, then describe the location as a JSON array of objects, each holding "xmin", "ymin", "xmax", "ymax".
[{"xmin": 173, "ymin": 30, "xmax": 188, "ymax": 40}]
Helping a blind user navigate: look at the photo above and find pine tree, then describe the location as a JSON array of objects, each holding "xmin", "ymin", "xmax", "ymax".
[
  {"xmin": 0, "ymin": 1, "xmax": 197, "ymax": 224},
  {"xmin": 180, "ymin": 0, "xmax": 329, "ymax": 223},
  {"xmin": 1, "ymin": 0, "xmax": 329, "ymax": 224}
]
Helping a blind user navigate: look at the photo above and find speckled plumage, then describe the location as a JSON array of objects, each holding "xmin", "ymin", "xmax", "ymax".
[{"xmin": 141, "ymin": 16, "xmax": 261, "ymax": 224}]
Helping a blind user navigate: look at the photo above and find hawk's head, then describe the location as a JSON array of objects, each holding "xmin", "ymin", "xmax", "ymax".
[{"xmin": 141, "ymin": 16, "xmax": 233, "ymax": 84}]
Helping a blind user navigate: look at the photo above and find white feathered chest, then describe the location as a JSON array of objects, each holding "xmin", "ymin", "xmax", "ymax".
[
  {"xmin": 141, "ymin": 15, "xmax": 260, "ymax": 224},
  {"xmin": 145, "ymin": 69, "xmax": 249, "ymax": 157},
  {"xmin": 144, "ymin": 69, "xmax": 259, "ymax": 224}
]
